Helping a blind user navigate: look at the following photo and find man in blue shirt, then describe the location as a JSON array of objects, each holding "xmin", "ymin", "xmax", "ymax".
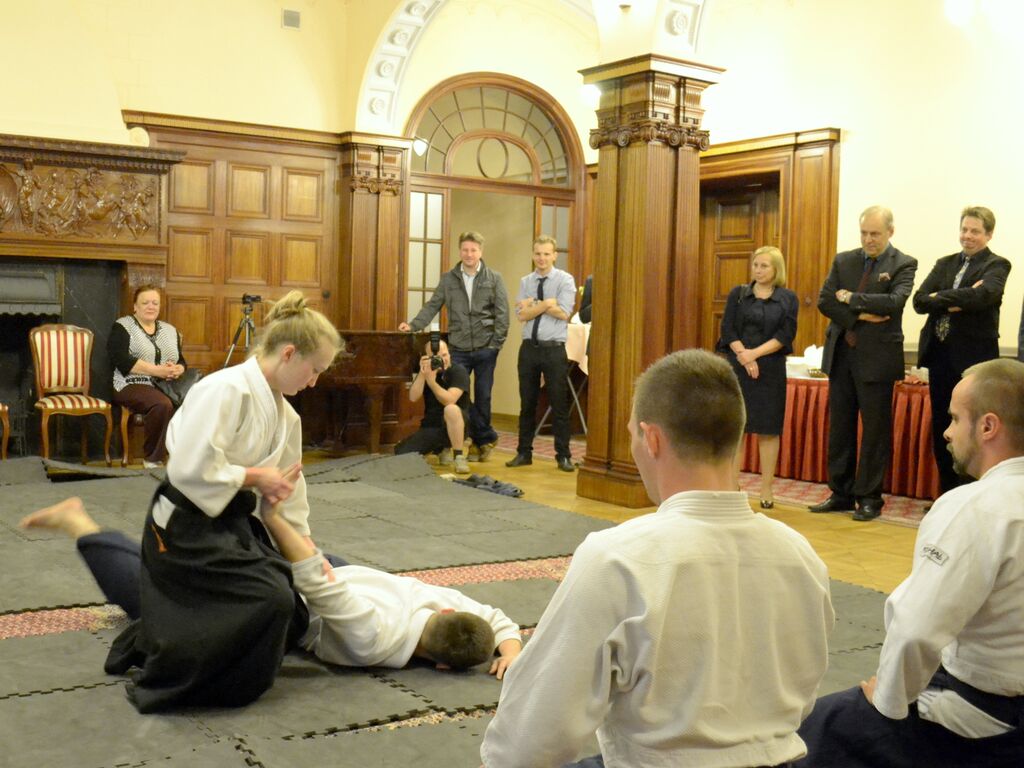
[{"xmin": 506, "ymin": 236, "xmax": 577, "ymax": 472}]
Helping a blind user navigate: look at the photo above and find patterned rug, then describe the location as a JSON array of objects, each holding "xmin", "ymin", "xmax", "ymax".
[{"xmin": 495, "ymin": 431, "xmax": 927, "ymax": 527}]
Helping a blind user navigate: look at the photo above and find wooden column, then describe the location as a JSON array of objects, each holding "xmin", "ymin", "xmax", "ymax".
[
  {"xmin": 577, "ymin": 54, "xmax": 723, "ymax": 508},
  {"xmin": 336, "ymin": 134, "xmax": 410, "ymax": 330}
]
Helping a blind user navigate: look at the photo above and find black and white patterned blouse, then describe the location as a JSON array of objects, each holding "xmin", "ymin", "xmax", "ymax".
[{"xmin": 108, "ymin": 316, "xmax": 185, "ymax": 392}]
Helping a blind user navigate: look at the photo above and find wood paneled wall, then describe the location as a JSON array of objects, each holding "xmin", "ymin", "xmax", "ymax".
[
  {"xmin": 124, "ymin": 118, "xmax": 341, "ymax": 372},
  {"xmin": 123, "ymin": 113, "xmax": 417, "ymax": 449}
]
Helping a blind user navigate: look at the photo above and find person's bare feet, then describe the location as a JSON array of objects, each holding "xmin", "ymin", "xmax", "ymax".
[{"xmin": 19, "ymin": 497, "xmax": 100, "ymax": 539}]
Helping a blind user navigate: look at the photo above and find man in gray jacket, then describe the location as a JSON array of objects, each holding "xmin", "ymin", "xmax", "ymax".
[{"xmin": 400, "ymin": 231, "xmax": 509, "ymax": 459}]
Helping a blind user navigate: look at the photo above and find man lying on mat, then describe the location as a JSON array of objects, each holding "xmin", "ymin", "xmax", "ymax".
[{"xmin": 22, "ymin": 497, "xmax": 522, "ymax": 678}]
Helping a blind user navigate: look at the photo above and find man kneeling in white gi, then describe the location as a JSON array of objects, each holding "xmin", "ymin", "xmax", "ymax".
[
  {"xmin": 480, "ymin": 349, "xmax": 834, "ymax": 768},
  {"xmin": 794, "ymin": 358, "xmax": 1024, "ymax": 768}
]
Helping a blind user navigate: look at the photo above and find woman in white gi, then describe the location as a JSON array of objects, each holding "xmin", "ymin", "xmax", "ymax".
[{"xmin": 105, "ymin": 290, "xmax": 343, "ymax": 712}]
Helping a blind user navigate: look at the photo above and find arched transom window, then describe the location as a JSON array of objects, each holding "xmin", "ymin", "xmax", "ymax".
[{"xmin": 410, "ymin": 85, "xmax": 570, "ymax": 186}]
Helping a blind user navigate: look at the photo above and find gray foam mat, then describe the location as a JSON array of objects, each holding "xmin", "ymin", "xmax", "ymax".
[
  {"xmin": 819, "ymin": 646, "xmax": 884, "ymax": 696},
  {"xmin": 457, "ymin": 579, "xmax": 560, "ymax": 629},
  {"xmin": 0, "ymin": 453, "xmax": 892, "ymax": 767},
  {"xmin": 0, "ymin": 630, "xmax": 115, "ymax": 697},
  {"xmin": 339, "ymin": 535, "xmax": 495, "ymax": 572},
  {"xmin": 0, "ymin": 685, "xmax": 208, "ymax": 768},
  {"xmin": 0, "ymin": 537, "xmax": 108, "ymax": 612},
  {"xmin": 374, "ymin": 664, "xmax": 505, "ymax": 712},
  {"xmin": 830, "ymin": 618, "xmax": 886, "ymax": 654},
  {"xmin": 43, "ymin": 458, "xmax": 155, "ymax": 479},
  {"xmin": 248, "ymin": 714, "xmax": 495, "ymax": 768},
  {"xmin": 196, "ymin": 656, "xmax": 429, "ymax": 739},
  {"xmin": 0, "ymin": 457, "xmax": 49, "ymax": 485}
]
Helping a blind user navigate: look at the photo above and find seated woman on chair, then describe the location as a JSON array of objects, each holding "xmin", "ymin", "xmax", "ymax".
[{"xmin": 107, "ymin": 284, "xmax": 186, "ymax": 468}]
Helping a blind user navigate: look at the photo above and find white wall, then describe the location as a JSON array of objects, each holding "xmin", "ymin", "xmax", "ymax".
[{"xmin": 1, "ymin": 0, "xmax": 352, "ymax": 141}]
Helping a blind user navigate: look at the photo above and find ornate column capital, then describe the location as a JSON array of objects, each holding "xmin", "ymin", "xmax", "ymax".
[
  {"xmin": 338, "ymin": 134, "xmax": 410, "ymax": 197},
  {"xmin": 580, "ymin": 54, "xmax": 723, "ymax": 150}
]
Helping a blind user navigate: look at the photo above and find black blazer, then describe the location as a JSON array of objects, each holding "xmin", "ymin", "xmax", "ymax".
[
  {"xmin": 1019, "ymin": 297, "xmax": 1024, "ymax": 363},
  {"xmin": 719, "ymin": 283, "xmax": 798, "ymax": 358},
  {"xmin": 818, "ymin": 245, "xmax": 917, "ymax": 383},
  {"xmin": 913, "ymin": 248, "xmax": 1011, "ymax": 370},
  {"xmin": 578, "ymin": 275, "xmax": 593, "ymax": 324}
]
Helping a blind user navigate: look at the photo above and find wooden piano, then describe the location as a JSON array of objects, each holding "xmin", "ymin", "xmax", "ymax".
[{"xmin": 314, "ymin": 330, "xmax": 426, "ymax": 454}]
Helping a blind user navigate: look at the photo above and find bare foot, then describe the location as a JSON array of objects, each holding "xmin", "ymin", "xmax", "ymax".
[{"xmin": 19, "ymin": 497, "xmax": 100, "ymax": 539}]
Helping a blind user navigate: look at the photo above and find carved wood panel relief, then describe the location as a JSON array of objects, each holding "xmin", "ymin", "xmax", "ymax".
[{"xmin": 0, "ymin": 165, "xmax": 158, "ymax": 241}]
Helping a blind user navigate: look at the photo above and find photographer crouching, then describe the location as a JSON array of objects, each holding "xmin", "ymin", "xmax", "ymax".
[{"xmin": 394, "ymin": 335, "xmax": 472, "ymax": 474}]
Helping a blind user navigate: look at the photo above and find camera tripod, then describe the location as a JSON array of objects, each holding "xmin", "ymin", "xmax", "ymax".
[{"xmin": 223, "ymin": 301, "xmax": 258, "ymax": 368}]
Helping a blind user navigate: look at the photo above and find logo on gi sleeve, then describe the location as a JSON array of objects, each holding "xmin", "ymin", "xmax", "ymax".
[{"xmin": 920, "ymin": 544, "xmax": 949, "ymax": 566}]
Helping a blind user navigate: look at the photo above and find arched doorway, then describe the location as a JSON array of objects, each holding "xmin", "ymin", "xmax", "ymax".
[{"xmin": 403, "ymin": 73, "xmax": 586, "ymax": 426}]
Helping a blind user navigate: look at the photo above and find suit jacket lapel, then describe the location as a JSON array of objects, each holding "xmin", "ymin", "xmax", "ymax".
[{"xmin": 960, "ymin": 248, "xmax": 990, "ymax": 286}]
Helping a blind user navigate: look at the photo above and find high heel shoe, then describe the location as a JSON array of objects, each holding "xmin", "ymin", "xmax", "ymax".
[{"xmin": 759, "ymin": 499, "xmax": 774, "ymax": 510}]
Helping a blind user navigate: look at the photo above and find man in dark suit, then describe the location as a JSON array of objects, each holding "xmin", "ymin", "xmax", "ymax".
[
  {"xmin": 913, "ymin": 206, "xmax": 1011, "ymax": 494},
  {"xmin": 809, "ymin": 206, "xmax": 917, "ymax": 521}
]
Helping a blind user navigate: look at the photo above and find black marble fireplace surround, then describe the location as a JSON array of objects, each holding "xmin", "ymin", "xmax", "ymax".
[{"xmin": 0, "ymin": 258, "xmax": 121, "ymax": 459}]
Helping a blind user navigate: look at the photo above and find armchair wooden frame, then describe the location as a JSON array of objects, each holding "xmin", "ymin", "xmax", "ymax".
[{"xmin": 29, "ymin": 324, "xmax": 113, "ymax": 465}]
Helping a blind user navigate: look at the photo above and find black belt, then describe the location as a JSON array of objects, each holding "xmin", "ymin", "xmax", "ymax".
[
  {"xmin": 158, "ymin": 481, "xmax": 256, "ymax": 519},
  {"xmin": 932, "ymin": 667, "xmax": 1024, "ymax": 726},
  {"xmin": 524, "ymin": 339, "xmax": 564, "ymax": 348}
]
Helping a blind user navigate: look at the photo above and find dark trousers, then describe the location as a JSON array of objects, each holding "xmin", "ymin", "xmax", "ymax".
[
  {"xmin": 795, "ymin": 682, "xmax": 1024, "ymax": 768},
  {"xmin": 394, "ymin": 426, "xmax": 450, "ymax": 456},
  {"xmin": 112, "ymin": 384, "xmax": 174, "ymax": 463},
  {"xmin": 77, "ymin": 529, "xmax": 347, "ymax": 624},
  {"xmin": 927, "ymin": 343, "xmax": 973, "ymax": 495},
  {"xmin": 78, "ymin": 530, "xmax": 144, "ymax": 619},
  {"xmin": 826, "ymin": 342, "xmax": 894, "ymax": 505},
  {"xmin": 516, "ymin": 341, "xmax": 571, "ymax": 460},
  {"xmin": 450, "ymin": 347, "xmax": 499, "ymax": 446}
]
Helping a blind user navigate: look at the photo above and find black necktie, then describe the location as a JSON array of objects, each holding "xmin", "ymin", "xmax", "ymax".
[
  {"xmin": 531, "ymin": 276, "xmax": 548, "ymax": 343},
  {"xmin": 936, "ymin": 256, "xmax": 971, "ymax": 342},
  {"xmin": 845, "ymin": 258, "xmax": 876, "ymax": 348}
]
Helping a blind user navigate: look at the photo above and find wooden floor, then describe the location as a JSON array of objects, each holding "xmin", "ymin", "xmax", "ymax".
[{"xmin": 435, "ymin": 448, "xmax": 918, "ymax": 595}]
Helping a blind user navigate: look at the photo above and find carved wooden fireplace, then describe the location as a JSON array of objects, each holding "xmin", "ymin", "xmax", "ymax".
[{"xmin": 0, "ymin": 134, "xmax": 183, "ymax": 458}]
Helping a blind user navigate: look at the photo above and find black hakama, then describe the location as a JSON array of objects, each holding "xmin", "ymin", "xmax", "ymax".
[{"xmin": 105, "ymin": 483, "xmax": 308, "ymax": 712}]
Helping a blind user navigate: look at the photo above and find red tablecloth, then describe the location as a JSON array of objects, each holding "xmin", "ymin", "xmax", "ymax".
[{"xmin": 741, "ymin": 378, "xmax": 940, "ymax": 500}]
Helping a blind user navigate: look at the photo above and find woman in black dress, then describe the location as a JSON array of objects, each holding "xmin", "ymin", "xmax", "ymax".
[{"xmin": 720, "ymin": 246, "xmax": 798, "ymax": 508}]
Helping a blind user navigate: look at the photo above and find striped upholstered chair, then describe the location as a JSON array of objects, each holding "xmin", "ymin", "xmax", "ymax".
[
  {"xmin": 29, "ymin": 324, "xmax": 113, "ymax": 465},
  {"xmin": 0, "ymin": 402, "xmax": 9, "ymax": 460}
]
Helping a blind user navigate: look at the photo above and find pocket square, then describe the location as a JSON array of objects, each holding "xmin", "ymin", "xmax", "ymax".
[{"xmin": 878, "ymin": 272, "xmax": 891, "ymax": 282}]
